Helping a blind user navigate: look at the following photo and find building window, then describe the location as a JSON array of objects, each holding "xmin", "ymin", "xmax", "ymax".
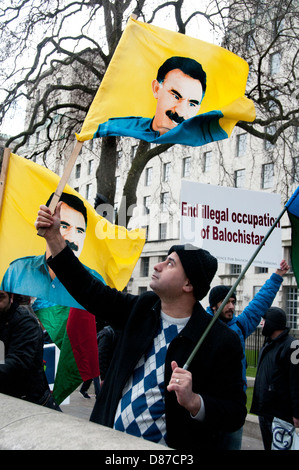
[
  {"xmin": 115, "ymin": 175, "xmax": 120, "ymax": 193},
  {"xmin": 88, "ymin": 159, "xmax": 94, "ymax": 175},
  {"xmin": 295, "ymin": 126, "xmax": 299, "ymax": 143},
  {"xmin": 138, "ymin": 286, "xmax": 147, "ymax": 294},
  {"xmin": 161, "ymin": 192, "xmax": 169, "ymax": 212},
  {"xmin": 273, "ymin": 17, "xmax": 285, "ymax": 38},
  {"xmin": 163, "ymin": 162, "xmax": 171, "ymax": 182},
  {"xmin": 234, "ymin": 169, "xmax": 245, "ymax": 188},
  {"xmin": 75, "ymin": 163, "xmax": 81, "ymax": 179},
  {"xmin": 246, "ymin": 32, "xmax": 255, "ymax": 50},
  {"xmin": 143, "ymin": 195, "xmax": 151, "ymax": 214},
  {"xmin": 203, "ymin": 151, "xmax": 212, "ymax": 172},
  {"xmin": 230, "ymin": 264, "xmax": 241, "ymax": 275},
  {"xmin": 236, "ymin": 134, "xmax": 247, "ymax": 157},
  {"xmin": 131, "ymin": 145, "xmax": 138, "ymax": 161},
  {"xmin": 116, "ymin": 150, "xmax": 123, "ymax": 168},
  {"xmin": 264, "ymin": 125, "xmax": 276, "ymax": 150},
  {"xmin": 285, "ymin": 286, "xmax": 298, "ymax": 329},
  {"xmin": 140, "ymin": 257, "xmax": 149, "ymax": 277},
  {"xmin": 159, "ymin": 223, "xmax": 167, "ymax": 240},
  {"xmin": 262, "ymin": 163, "xmax": 274, "ymax": 189},
  {"xmin": 142, "ymin": 225, "xmax": 149, "ymax": 241},
  {"xmin": 255, "ymin": 266, "xmax": 269, "ymax": 274},
  {"xmin": 182, "ymin": 157, "xmax": 191, "ymax": 177},
  {"xmin": 270, "ymin": 51, "xmax": 281, "ymax": 75},
  {"xmin": 293, "ymin": 157, "xmax": 299, "ymax": 183},
  {"xmin": 145, "ymin": 167, "xmax": 152, "ymax": 186},
  {"xmin": 86, "ymin": 183, "xmax": 92, "ymax": 200},
  {"xmin": 253, "ymin": 286, "xmax": 262, "ymax": 297},
  {"xmin": 268, "ymin": 89, "xmax": 280, "ymax": 113}
]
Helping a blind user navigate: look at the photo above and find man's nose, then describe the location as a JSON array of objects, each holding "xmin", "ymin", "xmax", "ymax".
[
  {"xmin": 174, "ymin": 99, "xmax": 189, "ymax": 117},
  {"xmin": 153, "ymin": 261, "xmax": 163, "ymax": 272}
]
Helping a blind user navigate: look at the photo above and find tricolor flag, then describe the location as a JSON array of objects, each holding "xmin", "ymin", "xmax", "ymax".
[
  {"xmin": 76, "ymin": 17, "xmax": 255, "ymax": 147},
  {"xmin": 37, "ymin": 305, "xmax": 100, "ymax": 404},
  {"xmin": 285, "ymin": 186, "xmax": 299, "ymax": 286},
  {"xmin": 0, "ymin": 153, "xmax": 145, "ymax": 403}
]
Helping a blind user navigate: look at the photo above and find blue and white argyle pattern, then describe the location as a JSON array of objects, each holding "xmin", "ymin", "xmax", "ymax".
[{"xmin": 114, "ymin": 312, "xmax": 188, "ymax": 444}]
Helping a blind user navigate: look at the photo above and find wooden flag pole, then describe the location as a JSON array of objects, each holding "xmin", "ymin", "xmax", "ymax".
[
  {"xmin": 0, "ymin": 148, "xmax": 11, "ymax": 219},
  {"xmin": 38, "ymin": 140, "xmax": 83, "ymax": 236}
]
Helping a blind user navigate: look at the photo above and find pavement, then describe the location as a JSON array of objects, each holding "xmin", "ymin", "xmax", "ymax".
[{"xmin": 60, "ymin": 384, "xmax": 265, "ymax": 451}]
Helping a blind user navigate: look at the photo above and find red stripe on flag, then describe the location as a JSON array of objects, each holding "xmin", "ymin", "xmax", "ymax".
[{"xmin": 66, "ymin": 308, "xmax": 100, "ymax": 382}]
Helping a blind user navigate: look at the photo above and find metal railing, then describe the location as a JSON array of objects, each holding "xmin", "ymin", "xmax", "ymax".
[{"xmin": 245, "ymin": 328, "xmax": 264, "ymax": 368}]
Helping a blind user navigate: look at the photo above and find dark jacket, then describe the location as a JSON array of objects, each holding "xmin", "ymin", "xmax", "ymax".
[
  {"xmin": 250, "ymin": 329, "xmax": 299, "ymax": 424},
  {"xmin": 97, "ymin": 325, "xmax": 119, "ymax": 381},
  {"xmin": 49, "ymin": 246, "xmax": 247, "ymax": 451},
  {"xmin": 0, "ymin": 301, "xmax": 49, "ymax": 403}
]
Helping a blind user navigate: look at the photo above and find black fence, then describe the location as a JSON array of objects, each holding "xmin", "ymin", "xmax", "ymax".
[
  {"xmin": 245, "ymin": 327, "xmax": 264, "ymax": 368},
  {"xmin": 245, "ymin": 327, "xmax": 299, "ymax": 369}
]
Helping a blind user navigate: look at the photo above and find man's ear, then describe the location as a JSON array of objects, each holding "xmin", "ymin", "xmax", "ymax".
[
  {"xmin": 183, "ymin": 279, "xmax": 194, "ymax": 294},
  {"xmin": 152, "ymin": 79, "xmax": 160, "ymax": 99}
]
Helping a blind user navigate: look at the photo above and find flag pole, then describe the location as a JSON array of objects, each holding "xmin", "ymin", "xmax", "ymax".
[
  {"xmin": 37, "ymin": 140, "xmax": 83, "ymax": 236},
  {"xmin": 183, "ymin": 204, "xmax": 288, "ymax": 370},
  {"xmin": 0, "ymin": 148, "xmax": 11, "ymax": 219}
]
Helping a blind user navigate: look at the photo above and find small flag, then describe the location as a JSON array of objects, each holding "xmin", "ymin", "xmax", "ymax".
[{"xmin": 285, "ymin": 186, "xmax": 299, "ymax": 285}]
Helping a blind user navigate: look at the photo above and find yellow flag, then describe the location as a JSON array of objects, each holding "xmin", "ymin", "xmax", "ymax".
[
  {"xmin": 76, "ymin": 18, "xmax": 255, "ymax": 147},
  {"xmin": 0, "ymin": 153, "xmax": 145, "ymax": 301}
]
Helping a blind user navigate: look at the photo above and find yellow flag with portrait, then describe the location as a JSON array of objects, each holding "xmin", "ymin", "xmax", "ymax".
[
  {"xmin": 76, "ymin": 18, "xmax": 255, "ymax": 147},
  {"xmin": 0, "ymin": 153, "xmax": 145, "ymax": 301}
]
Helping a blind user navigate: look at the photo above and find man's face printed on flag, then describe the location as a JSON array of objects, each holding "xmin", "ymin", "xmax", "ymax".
[
  {"xmin": 59, "ymin": 202, "xmax": 86, "ymax": 257},
  {"xmin": 151, "ymin": 68, "xmax": 203, "ymax": 136}
]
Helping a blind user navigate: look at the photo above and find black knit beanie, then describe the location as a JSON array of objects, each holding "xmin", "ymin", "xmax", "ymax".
[
  {"xmin": 209, "ymin": 285, "xmax": 236, "ymax": 309},
  {"xmin": 168, "ymin": 244, "xmax": 217, "ymax": 300},
  {"xmin": 262, "ymin": 307, "xmax": 287, "ymax": 337}
]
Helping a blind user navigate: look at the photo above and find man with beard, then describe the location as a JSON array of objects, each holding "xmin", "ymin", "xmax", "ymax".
[
  {"xmin": 1, "ymin": 192, "xmax": 104, "ymax": 308},
  {"xmin": 93, "ymin": 56, "xmax": 228, "ymax": 146},
  {"xmin": 206, "ymin": 259, "xmax": 289, "ymax": 449}
]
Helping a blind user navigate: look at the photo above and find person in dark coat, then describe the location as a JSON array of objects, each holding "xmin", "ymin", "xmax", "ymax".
[
  {"xmin": 0, "ymin": 290, "xmax": 61, "ymax": 410},
  {"xmin": 250, "ymin": 307, "xmax": 299, "ymax": 450},
  {"xmin": 35, "ymin": 203, "xmax": 247, "ymax": 451}
]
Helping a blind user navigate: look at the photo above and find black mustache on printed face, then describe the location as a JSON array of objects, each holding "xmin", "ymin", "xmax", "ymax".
[
  {"xmin": 65, "ymin": 240, "xmax": 79, "ymax": 252},
  {"xmin": 165, "ymin": 110, "xmax": 185, "ymax": 124}
]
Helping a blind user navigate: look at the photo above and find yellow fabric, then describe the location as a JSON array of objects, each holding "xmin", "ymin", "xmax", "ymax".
[
  {"xmin": 0, "ymin": 153, "xmax": 145, "ymax": 290},
  {"xmin": 76, "ymin": 18, "xmax": 255, "ymax": 142}
]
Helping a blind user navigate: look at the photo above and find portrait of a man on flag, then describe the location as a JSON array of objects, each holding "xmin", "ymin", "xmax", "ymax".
[{"xmin": 76, "ymin": 18, "xmax": 256, "ymax": 147}]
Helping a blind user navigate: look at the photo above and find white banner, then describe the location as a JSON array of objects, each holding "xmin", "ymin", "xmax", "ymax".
[{"xmin": 180, "ymin": 181, "xmax": 282, "ymax": 267}]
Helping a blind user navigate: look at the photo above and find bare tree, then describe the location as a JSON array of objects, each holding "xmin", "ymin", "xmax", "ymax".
[{"xmin": 0, "ymin": 0, "xmax": 298, "ymax": 225}]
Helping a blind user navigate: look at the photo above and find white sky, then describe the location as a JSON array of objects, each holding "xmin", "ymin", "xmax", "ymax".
[{"xmin": 1, "ymin": 0, "xmax": 224, "ymax": 135}]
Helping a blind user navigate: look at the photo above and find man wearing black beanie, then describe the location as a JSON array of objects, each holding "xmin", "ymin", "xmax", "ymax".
[
  {"xmin": 206, "ymin": 260, "xmax": 289, "ymax": 450},
  {"xmin": 35, "ymin": 204, "xmax": 247, "ymax": 452},
  {"xmin": 251, "ymin": 307, "xmax": 299, "ymax": 450}
]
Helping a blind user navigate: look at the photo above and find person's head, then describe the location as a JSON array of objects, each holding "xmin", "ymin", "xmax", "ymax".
[
  {"xmin": 47, "ymin": 192, "xmax": 87, "ymax": 257},
  {"xmin": 150, "ymin": 243, "xmax": 217, "ymax": 302},
  {"xmin": 0, "ymin": 291, "xmax": 13, "ymax": 315},
  {"xmin": 261, "ymin": 307, "xmax": 287, "ymax": 338},
  {"xmin": 151, "ymin": 56, "xmax": 207, "ymax": 135},
  {"xmin": 209, "ymin": 286, "xmax": 237, "ymax": 323}
]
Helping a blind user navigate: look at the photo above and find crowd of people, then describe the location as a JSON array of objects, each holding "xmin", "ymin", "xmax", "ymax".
[{"xmin": 0, "ymin": 199, "xmax": 298, "ymax": 452}]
